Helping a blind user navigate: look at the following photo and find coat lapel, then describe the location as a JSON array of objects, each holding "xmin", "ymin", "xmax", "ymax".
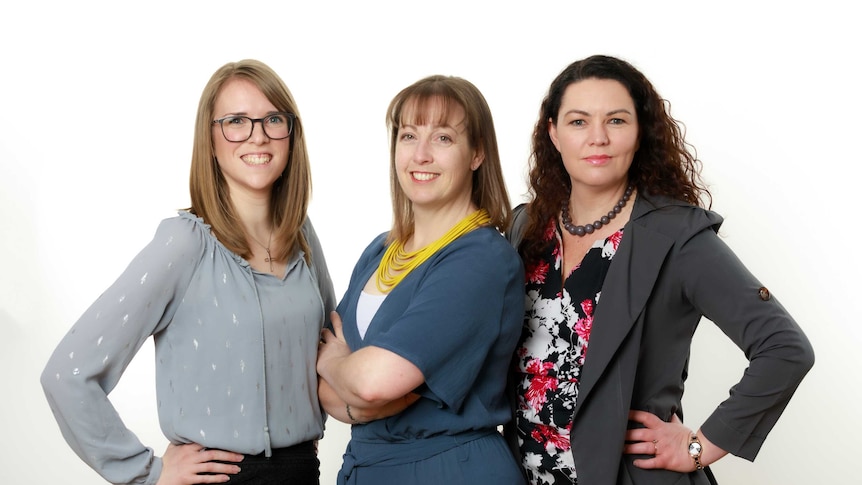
[{"xmin": 572, "ymin": 196, "xmax": 674, "ymax": 417}]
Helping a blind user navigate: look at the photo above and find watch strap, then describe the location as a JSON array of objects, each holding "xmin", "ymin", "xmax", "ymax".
[{"xmin": 689, "ymin": 434, "xmax": 704, "ymax": 471}]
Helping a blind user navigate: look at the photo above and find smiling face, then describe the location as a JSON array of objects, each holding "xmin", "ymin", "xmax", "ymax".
[
  {"xmin": 549, "ymin": 78, "xmax": 639, "ymax": 192},
  {"xmin": 212, "ymin": 77, "xmax": 290, "ymax": 198},
  {"xmin": 393, "ymin": 97, "xmax": 483, "ymax": 216}
]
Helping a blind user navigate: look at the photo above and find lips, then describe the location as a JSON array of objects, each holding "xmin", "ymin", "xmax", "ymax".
[
  {"xmin": 584, "ymin": 155, "xmax": 611, "ymax": 164},
  {"xmin": 241, "ymin": 154, "xmax": 272, "ymax": 165},
  {"xmin": 412, "ymin": 171, "xmax": 439, "ymax": 181}
]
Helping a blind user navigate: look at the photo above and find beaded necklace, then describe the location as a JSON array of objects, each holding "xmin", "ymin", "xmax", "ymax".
[
  {"xmin": 376, "ymin": 209, "xmax": 491, "ymax": 293},
  {"xmin": 561, "ymin": 184, "xmax": 634, "ymax": 237}
]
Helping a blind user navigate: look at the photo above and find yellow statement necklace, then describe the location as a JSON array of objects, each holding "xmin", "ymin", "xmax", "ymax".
[{"xmin": 376, "ymin": 209, "xmax": 491, "ymax": 293}]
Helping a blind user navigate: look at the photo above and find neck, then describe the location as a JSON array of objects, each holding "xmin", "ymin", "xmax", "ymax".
[
  {"xmin": 232, "ymin": 195, "xmax": 273, "ymax": 243},
  {"xmin": 566, "ymin": 181, "xmax": 632, "ymax": 225},
  {"xmin": 410, "ymin": 200, "xmax": 477, "ymax": 250}
]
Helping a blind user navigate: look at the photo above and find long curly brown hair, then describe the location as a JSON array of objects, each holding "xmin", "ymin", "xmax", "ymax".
[{"xmin": 520, "ymin": 54, "xmax": 711, "ymax": 265}]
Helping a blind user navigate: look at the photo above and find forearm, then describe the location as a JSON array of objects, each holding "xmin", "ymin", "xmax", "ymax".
[
  {"xmin": 318, "ymin": 345, "xmax": 423, "ymax": 407},
  {"xmin": 697, "ymin": 428, "xmax": 728, "ymax": 468},
  {"xmin": 318, "ymin": 376, "xmax": 419, "ymax": 423},
  {"xmin": 318, "ymin": 377, "xmax": 351, "ymax": 423}
]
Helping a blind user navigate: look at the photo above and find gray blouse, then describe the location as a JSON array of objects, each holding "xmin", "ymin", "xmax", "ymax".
[{"xmin": 41, "ymin": 211, "xmax": 336, "ymax": 485}]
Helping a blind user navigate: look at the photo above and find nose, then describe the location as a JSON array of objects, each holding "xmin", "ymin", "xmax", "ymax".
[
  {"xmin": 248, "ymin": 120, "xmax": 269, "ymax": 144},
  {"xmin": 589, "ymin": 124, "xmax": 609, "ymax": 145},
  {"xmin": 413, "ymin": 137, "xmax": 433, "ymax": 164}
]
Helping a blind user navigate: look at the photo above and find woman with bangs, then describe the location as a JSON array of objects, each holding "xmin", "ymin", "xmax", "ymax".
[{"xmin": 316, "ymin": 75, "xmax": 526, "ymax": 485}]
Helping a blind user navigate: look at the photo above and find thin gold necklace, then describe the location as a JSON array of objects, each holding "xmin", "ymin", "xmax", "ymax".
[
  {"xmin": 249, "ymin": 228, "xmax": 274, "ymax": 272},
  {"xmin": 376, "ymin": 209, "xmax": 491, "ymax": 293}
]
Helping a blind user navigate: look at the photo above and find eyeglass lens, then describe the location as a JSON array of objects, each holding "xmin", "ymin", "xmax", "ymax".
[{"xmin": 218, "ymin": 114, "xmax": 293, "ymax": 142}]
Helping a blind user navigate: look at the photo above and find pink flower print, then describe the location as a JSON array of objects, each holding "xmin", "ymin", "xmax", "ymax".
[
  {"xmin": 575, "ymin": 317, "xmax": 592, "ymax": 341},
  {"xmin": 580, "ymin": 299, "xmax": 594, "ymax": 316},
  {"xmin": 609, "ymin": 229, "xmax": 623, "ymax": 250},
  {"xmin": 543, "ymin": 219, "xmax": 556, "ymax": 241},
  {"xmin": 575, "ymin": 300, "xmax": 594, "ymax": 342},
  {"xmin": 530, "ymin": 423, "xmax": 572, "ymax": 452},
  {"xmin": 525, "ymin": 359, "xmax": 558, "ymax": 410},
  {"xmin": 527, "ymin": 259, "xmax": 550, "ymax": 284}
]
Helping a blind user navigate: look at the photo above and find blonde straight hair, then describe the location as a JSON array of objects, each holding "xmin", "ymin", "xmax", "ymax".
[{"xmin": 188, "ymin": 59, "xmax": 312, "ymax": 263}]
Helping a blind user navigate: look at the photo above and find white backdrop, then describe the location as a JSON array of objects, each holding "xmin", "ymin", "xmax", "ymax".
[{"xmin": 1, "ymin": 1, "xmax": 857, "ymax": 484}]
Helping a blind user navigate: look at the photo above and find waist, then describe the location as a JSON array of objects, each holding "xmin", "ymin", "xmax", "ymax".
[
  {"xmin": 203, "ymin": 441, "xmax": 319, "ymax": 483},
  {"xmin": 205, "ymin": 440, "xmax": 316, "ymax": 461},
  {"xmin": 346, "ymin": 429, "xmax": 496, "ymax": 465},
  {"xmin": 242, "ymin": 441, "xmax": 316, "ymax": 462}
]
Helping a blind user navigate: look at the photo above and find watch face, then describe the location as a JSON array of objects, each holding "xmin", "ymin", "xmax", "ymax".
[{"xmin": 689, "ymin": 442, "xmax": 703, "ymax": 456}]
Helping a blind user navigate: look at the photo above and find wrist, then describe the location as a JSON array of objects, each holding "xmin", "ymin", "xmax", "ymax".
[
  {"xmin": 346, "ymin": 403, "xmax": 366, "ymax": 424},
  {"xmin": 688, "ymin": 432, "xmax": 704, "ymax": 471}
]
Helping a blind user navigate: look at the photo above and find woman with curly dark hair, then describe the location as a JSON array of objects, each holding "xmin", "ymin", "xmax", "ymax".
[{"xmin": 505, "ymin": 55, "xmax": 813, "ymax": 485}]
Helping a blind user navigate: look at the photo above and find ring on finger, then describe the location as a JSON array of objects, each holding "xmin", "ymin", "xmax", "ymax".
[{"xmin": 652, "ymin": 439, "xmax": 658, "ymax": 454}]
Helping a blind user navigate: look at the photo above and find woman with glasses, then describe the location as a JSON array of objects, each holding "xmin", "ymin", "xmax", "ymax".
[
  {"xmin": 41, "ymin": 59, "xmax": 335, "ymax": 485},
  {"xmin": 316, "ymin": 75, "xmax": 526, "ymax": 485}
]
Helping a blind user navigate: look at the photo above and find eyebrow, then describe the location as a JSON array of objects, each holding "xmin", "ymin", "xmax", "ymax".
[
  {"xmin": 220, "ymin": 110, "xmax": 281, "ymax": 117},
  {"xmin": 401, "ymin": 122, "xmax": 456, "ymax": 129},
  {"xmin": 399, "ymin": 121, "xmax": 465, "ymax": 133},
  {"xmin": 563, "ymin": 108, "xmax": 634, "ymax": 117}
]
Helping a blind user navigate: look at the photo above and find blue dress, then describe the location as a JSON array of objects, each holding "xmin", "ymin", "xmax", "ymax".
[{"xmin": 335, "ymin": 226, "xmax": 527, "ymax": 485}]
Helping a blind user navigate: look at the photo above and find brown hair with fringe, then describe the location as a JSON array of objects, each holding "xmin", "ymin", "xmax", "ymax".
[{"xmin": 385, "ymin": 75, "xmax": 512, "ymax": 244}]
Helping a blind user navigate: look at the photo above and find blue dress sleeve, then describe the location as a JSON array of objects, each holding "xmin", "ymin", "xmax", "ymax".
[{"xmin": 370, "ymin": 229, "xmax": 524, "ymax": 412}]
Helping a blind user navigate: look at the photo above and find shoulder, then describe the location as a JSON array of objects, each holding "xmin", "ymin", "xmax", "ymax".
[
  {"xmin": 151, "ymin": 211, "xmax": 211, "ymax": 251},
  {"xmin": 148, "ymin": 212, "xmax": 244, "ymax": 268},
  {"xmin": 443, "ymin": 227, "xmax": 522, "ymax": 273},
  {"xmin": 301, "ymin": 216, "xmax": 326, "ymax": 259},
  {"xmin": 364, "ymin": 231, "xmax": 390, "ymax": 254},
  {"xmin": 632, "ymin": 193, "xmax": 723, "ymax": 241},
  {"xmin": 506, "ymin": 203, "xmax": 529, "ymax": 249},
  {"xmin": 457, "ymin": 226, "xmax": 517, "ymax": 252},
  {"xmin": 301, "ymin": 216, "xmax": 321, "ymax": 242}
]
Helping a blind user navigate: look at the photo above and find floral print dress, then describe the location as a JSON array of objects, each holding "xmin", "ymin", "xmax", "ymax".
[{"xmin": 514, "ymin": 219, "xmax": 624, "ymax": 485}]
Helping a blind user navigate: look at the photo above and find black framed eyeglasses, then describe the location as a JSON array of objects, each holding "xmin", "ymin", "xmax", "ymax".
[{"xmin": 212, "ymin": 112, "xmax": 296, "ymax": 142}]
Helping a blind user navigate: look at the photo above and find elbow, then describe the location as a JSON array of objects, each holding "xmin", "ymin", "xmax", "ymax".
[
  {"xmin": 352, "ymin": 381, "xmax": 393, "ymax": 407},
  {"xmin": 790, "ymin": 324, "xmax": 815, "ymax": 374},
  {"xmin": 349, "ymin": 371, "xmax": 416, "ymax": 406},
  {"xmin": 797, "ymin": 338, "xmax": 815, "ymax": 375},
  {"xmin": 764, "ymin": 323, "xmax": 815, "ymax": 378},
  {"xmin": 778, "ymin": 332, "xmax": 815, "ymax": 381},
  {"xmin": 40, "ymin": 365, "xmax": 57, "ymax": 396}
]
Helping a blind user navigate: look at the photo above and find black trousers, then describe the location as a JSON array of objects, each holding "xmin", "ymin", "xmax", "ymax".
[{"xmin": 198, "ymin": 441, "xmax": 319, "ymax": 485}]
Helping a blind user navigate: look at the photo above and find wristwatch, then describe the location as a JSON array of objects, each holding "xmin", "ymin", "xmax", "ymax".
[{"xmin": 688, "ymin": 434, "xmax": 704, "ymax": 471}]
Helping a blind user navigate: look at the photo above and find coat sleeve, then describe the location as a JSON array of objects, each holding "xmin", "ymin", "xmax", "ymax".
[
  {"xmin": 40, "ymin": 217, "xmax": 202, "ymax": 485},
  {"xmin": 679, "ymin": 228, "xmax": 814, "ymax": 460}
]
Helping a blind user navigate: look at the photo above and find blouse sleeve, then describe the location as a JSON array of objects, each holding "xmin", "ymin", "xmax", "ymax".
[
  {"xmin": 40, "ymin": 216, "xmax": 203, "ymax": 485},
  {"xmin": 369, "ymin": 232, "xmax": 524, "ymax": 412},
  {"xmin": 679, "ymin": 228, "xmax": 815, "ymax": 460}
]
